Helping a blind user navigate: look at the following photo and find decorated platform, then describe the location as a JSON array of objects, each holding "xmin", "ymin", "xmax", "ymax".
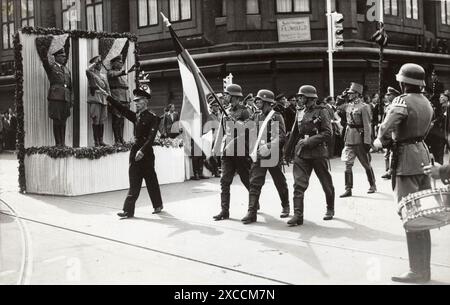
[{"xmin": 15, "ymin": 27, "xmax": 186, "ymax": 196}]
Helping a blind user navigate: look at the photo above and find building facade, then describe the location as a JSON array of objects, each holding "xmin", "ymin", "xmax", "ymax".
[{"xmin": 1, "ymin": 0, "xmax": 450, "ymax": 113}]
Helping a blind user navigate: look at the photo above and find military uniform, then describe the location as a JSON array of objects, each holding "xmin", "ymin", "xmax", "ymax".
[
  {"xmin": 376, "ymin": 91, "xmax": 434, "ymax": 282},
  {"xmin": 245, "ymin": 104, "xmax": 289, "ymax": 220},
  {"xmin": 42, "ymin": 51, "xmax": 72, "ymax": 146},
  {"xmin": 107, "ymin": 95, "xmax": 163, "ymax": 216},
  {"xmin": 107, "ymin": 66, "xmax": 130, "ymax": 144},
  {"xmin": 286, "ymin": 103, "xmax": 334, "ymax": 223},
  {"xmin": 216, "ymin": 103, "xmax": 252, "ymax": 215},
  {"xmin": 341, "ymin": 98, "xmax": 376, "ymax": 195}
]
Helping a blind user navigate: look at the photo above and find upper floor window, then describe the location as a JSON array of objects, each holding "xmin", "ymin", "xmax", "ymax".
[
  {"xmin": 221, "ymin": 0, "xmax": 226, "ymax": 16},
  {"xmin": 276, "ymin": 0, "xmax": 310, "ymax": 13},
  {"xmin": 442, "ymin": 0, "xmax": 450, "ymax": 25},
  {"xmin": 169, "ymin": 0, "xmax": 191, "ymax": 22},
  {"xmin": 138, "ymin": 0, "xmax": 158, "ymax": 27},
  {"xmin": 62, "ymin": 0, "xmax": 79, "ymax": 30},
  {"xmin": 384, "ymin": 0, "xmax": 398, "ymax": 16},
  {"xmin": 2, "ymin": 0, "xmax": 14, "ymax": 50},
  {"xmin": 247, "ymin": 0, "xmax": 259, "ymax": 14},
  {"xmin": 86, "ymin": 0, "xmax": 103, "ymax": 31},
  {"xmin": 21, "ymin": 0, "xmax": 35, "ymax": 27},
  {"xmin": 405, "ymin": 0, "xmax": 418, "ymax": 19}
]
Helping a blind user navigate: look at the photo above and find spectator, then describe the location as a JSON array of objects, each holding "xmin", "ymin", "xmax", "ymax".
[
  {"xmin": 161, "ymin": 104, "xmax": 180, "ymax": 138},
  {"xmin": 6, "ymin": 108, "xmax": 17, "ymax": 150}
]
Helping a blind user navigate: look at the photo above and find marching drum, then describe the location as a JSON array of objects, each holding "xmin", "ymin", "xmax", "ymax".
[{"xmin": 399, "ymin": 186, "xmax": 450, "ymax": 231}]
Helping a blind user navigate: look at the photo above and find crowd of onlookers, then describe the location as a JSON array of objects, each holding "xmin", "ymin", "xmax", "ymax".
[{"xmin": 0, "ymin": 107, "xmax": 17, "ymax": 152}]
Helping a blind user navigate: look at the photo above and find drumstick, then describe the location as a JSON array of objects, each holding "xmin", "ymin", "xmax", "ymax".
[{"xmin": 431, "ymin": 156, "xmax": 437, "ymax": 190}]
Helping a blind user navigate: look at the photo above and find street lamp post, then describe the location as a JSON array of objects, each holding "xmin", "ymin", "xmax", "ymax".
[{"xmin": 326, "ymin": 0, "xmax": 334, "ymax": 98}]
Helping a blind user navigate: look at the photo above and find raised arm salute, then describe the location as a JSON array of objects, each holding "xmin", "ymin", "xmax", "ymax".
[{"xmin": 107, "ymin": 89, "xmax": 163, "ymax": 218}]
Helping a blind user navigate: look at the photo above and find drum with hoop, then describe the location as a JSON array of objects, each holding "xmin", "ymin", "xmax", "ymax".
[{"xmin": 399, "ymin": 186, "xmax": 450, "ymax": 231}]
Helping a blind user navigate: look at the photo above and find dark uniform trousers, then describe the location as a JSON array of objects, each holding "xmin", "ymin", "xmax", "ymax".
[
  {"xmin": 293, "ymin": 156, "xmax": 335, "ymax": 213},
  {"xmin": 247, "ymin": 161, "xmax": 289, "ymax": 213},
  {"xmin": 111, "ymin": 101, "xmax": 129, "ymax": 144},
  {"xmin": 220, "ymin": 156, "xmax": 251, "ymax": 211},
  {"xmin": 395, "ymin": 175, "xmax": 431, "ymax": 276},
  {"xmin": 123, "ymin": 147, "xmax": 163, "ymax": 215},
  {"xmin": 344, "ymin": 144, "xmax": 375, "ymax": 189}
]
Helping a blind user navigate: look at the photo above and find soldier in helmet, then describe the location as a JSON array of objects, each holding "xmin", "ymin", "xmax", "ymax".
[
  {"xmin": 241, "ymin": 89, "xmax": 290, "ymax": 224},
  {"xmin": 340, "ymin": 82, "xmax": 377, "ymax": 197},
  {"xmin": 213, "ymin": 84, "xmax": 253, "ymax": 221},
  {"xmin": 373, "ymin": 63, "xmax": 434, "ymax": 283},
  {"xmin": 284, "ymin": 85, "xmax": 335, "ymax": 226}
]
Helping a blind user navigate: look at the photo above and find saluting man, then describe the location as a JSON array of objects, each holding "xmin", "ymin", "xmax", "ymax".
[
  {"xmin": 340, "ymin": 82, "xmax": 377, "ymax": 197},
  {"xmin": 241, "ymin": 89, "xmax": 290, "ymax": 224},
  {"xmin": 373, "ymin": 63, "xmax": 434, "ymax": 283},
  {"xmin": 43, "ymin": 48, "xmax": 73, "ymax": 147},
  {"xmin": 107, "ymin": 55, "xmax": 134, "ymax": 145}
]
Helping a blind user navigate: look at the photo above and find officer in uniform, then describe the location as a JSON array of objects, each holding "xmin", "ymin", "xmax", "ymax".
[
  {"xmin": 284, "ymin": 85, "xmax": 335, "ymax": 226},
  {"xmin": 43, "ymin": 48, "xmax": 73, "ymax": 147},
  {"xmin": 213, "ymin": 84, "xmax": 253, "ymax": 221},
  {"xmin": 107, "ymin": 55, "xmax": 134, "ymax": 145},
  {"xmin": 340, "ymin": 82, "xmax": 377, "ymax": 197},
  {"xmin": 106, "ymin": 89, "xmax": 164, "ymax": 218},
  {"xmin": 373, "ymin": 63, "xmax": 434, "ymax": 283},
  {"xmin": 241, "ymin": 89, "xmax": 290, "ymax": 224},
  {"xmin": 381, "ymin": 86, "xmax": 401, "ymax": 179},
  {"xmin": 86, "ymin": 55, "xmax": 110, "ymax": 147}
]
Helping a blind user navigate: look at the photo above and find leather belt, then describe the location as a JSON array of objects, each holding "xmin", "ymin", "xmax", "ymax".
[
  {"xmin": 398, "ymin": 137, "xmax": 425, "ymax": 145},
  {"xmin": 348, "ymin": 124, "xmax": 363, "ymax": 128}
]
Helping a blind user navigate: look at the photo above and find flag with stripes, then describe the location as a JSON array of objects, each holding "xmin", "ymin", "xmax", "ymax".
[{"xmin": 162, "ymin": 13, "xmax": 218, "ymax": 158}]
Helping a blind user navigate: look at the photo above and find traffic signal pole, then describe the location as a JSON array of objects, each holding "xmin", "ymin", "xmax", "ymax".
[{"xmin": 326, "ymin": 0, "xmax": 334, "ymax": 98}]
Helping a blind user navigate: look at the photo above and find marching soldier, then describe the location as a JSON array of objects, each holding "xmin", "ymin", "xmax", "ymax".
[
  {"xmin": 107, "ymin": 55, "xmax": 134, "ymax": 145},
  {"xmin": 373, "ymin": 63, "xmax": 434, "ymax": 283},
  {"xmin": 284, "ymin": 85, "xmax": 335, "ymax": 226},
  {"xmin": 213, "ymin": 84, "xmax": 253, "ymax": 221},
  {"xmin": 106, "ymin": 89, "xmax": 164, "ymax": 218},
  {"xmin": 340, "ymin": 82, "xmax": 377, "ymax": 197},
  {"xmin": 241, "ymin": 89, "xmax": 290, "ymax": 224},
  {"xmin": 381, "ymin": 86, "xmax": 401, "ymax": 179}
]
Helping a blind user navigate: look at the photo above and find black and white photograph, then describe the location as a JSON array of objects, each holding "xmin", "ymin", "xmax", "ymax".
[{"xmin": 1, "ymin": 0, "xmax": 450, "ymax": 290}]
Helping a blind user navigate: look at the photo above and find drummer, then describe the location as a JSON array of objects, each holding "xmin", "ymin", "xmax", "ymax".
[{"xmin": 373, "ymin": 63, "xmax": 434, "ymax": 283}]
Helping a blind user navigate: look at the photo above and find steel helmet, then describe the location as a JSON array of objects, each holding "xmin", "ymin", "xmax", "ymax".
[
  {"xmin": 297, "ymin": 85, "xmax": 318, "ymax": 98},
  {"xmin": 396, "ymin": 63, "xmax": 426, "ymax": 86},
  {"xmin": 255, "ymin": 89, "xmax": 275, "ymax": 104},
  {"xmin": 224, "ymin": 84, "xmax": 243, "ymax": 97}
]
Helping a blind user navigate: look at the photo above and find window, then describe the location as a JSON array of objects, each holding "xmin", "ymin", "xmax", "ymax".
[
  {"xmin": 138, "ymin": 0, "xmax": 158, "ymax": 27},
  {"xmin": 384, "ymin": 0, "xmax": 398, "ymax": 16},
  {"xmin": 221, "ymin": 0, "xmax": 226, "ymax": 16},
  {"xmin": 21, "ymin": 0, "xmax": 34, "ymax": 27},
  {"xmin": 247, "ymin": 0, "xmax": 259, "ymax": 14},
  {"xmin": 169, "ymin": 0, "xmax": 191, "ymax": 22},
  {"xmin": 405, "ymin": 0, "xmax": 418, "ymax": 19},
  {"xmin": 276, "ymin": 0, "xmax": 310, "ymax": 13},
  {"xmin": 2, "ymin": 0, "xmax": 14, "ymax": 50},
  {"xmin": 62, "ymin": 0, "xmax": 79, "ymax": 30},
  {"xmin": 442, "ymin": 0, "xmax": 450, "ymax": 25},
  {"xmin": 86, "ymin": 0, "xmax": 103, "ymax": 31}
]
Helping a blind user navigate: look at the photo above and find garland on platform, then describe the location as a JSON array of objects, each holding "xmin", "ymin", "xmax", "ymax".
[
  {"xmin": 15, "ymin": 27, "xmax": 140, "ymax": 193},
  {"xmin": 24, "ymin": 138, "xmax": 184, "ymax": 160}
]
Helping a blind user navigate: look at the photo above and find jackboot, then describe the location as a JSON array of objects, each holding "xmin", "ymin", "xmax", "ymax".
[
  {"xmin": 241, "ymin": 211, "xmax": 257, "ymax": 224},
  {"xmin": 98, "ymin": 124, "xmax": 107, "ymax": 146},
  {"xmin": 381, "ymin": 160, "xmax": 391, "ymax": 179},
  {"xmin": 366, "ymin": 168, "xmax": 377, "ymax": 193},
  {"xmin": 59, "ymin": 124, "xmax": 66, "ymax": 147},
  {"xmin": 323, "ymin": 208, "xmax": 335, "ymax": 221},
  {"xmin": 280, "ymin": 206, "xmax": 290, "ymax": 218},
  {"xmin": 93, "ymin": 125, "xmax": 99, "ymax": 147},
  {"xmin": 213, "ymin": 210, "xmax": 229, "ymax": 221},
  {"xmin": 287, "ymin": 198, "xmax": 303, "ymax": 226},
  {"xmin": 53, "ymin": 123, "xmax": 61, "ymax": 147},
  {"xmin": 392, "ymin": 231, "xmax": 431, "ymax": 283},
  {"xmin": 339, "ymin": 172, "xmax": 353, "ymax": 198}
]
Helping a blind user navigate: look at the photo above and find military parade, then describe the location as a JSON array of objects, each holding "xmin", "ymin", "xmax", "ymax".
[{"xmin": 1, "ymin": 0, "xmax": 450, "ymax": 287}]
